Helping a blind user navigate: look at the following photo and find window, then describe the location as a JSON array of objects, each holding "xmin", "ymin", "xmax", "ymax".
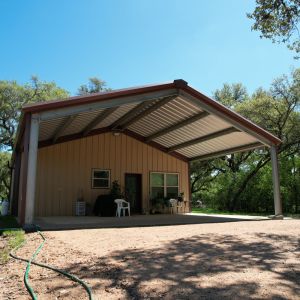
[
  {"xmin": 92, "ymin": 169, "xmax": 110, "ymax": 189},
  {"xmin": 166, "ymin": 174, "xmax": 179, "ymax": 198},
  {"xmin": 150, "ymin": 172, "xmax": 179, "ymax": 198}
]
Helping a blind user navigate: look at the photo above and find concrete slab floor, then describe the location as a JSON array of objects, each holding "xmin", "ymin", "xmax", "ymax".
[{"xmin": 34, "ymin": 213, "xmax": 270, "ymax": 231}]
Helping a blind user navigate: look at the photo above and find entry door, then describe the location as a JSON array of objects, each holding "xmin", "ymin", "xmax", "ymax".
[{"xmin": 125, "ymin": 174, "xmax": 142, "ymax": 214}]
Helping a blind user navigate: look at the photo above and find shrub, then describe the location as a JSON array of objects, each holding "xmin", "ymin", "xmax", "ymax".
[
  {"xmin": 93, "ymin": 180, "xmax": 124, "ymax": 217},
  {"xmin": 93, "ymin": 194, "xmax": 115, "ymax": 216}
]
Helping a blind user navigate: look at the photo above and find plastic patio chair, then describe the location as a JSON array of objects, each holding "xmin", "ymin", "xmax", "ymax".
[
  {"xmin": 169, "ymin": 198, "xmax": 178, "ymax": 214},
  {"xmin": 169, "ymin": 198, "xmax": 183, "ymax": 214},
  {"xmin": 114, "ymin": 199, "xmax": 130, "ymax": 217}
]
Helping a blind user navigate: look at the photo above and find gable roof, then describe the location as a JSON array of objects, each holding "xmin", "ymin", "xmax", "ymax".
[{"xmin": 14, "ymin": 79, "xmax": 281, "ymax": 162}]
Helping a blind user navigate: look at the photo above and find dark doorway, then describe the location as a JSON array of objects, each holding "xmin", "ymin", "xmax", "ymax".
[{"xmin": 125, "ymin": 173, "xmax": 142, "ymax": 214}]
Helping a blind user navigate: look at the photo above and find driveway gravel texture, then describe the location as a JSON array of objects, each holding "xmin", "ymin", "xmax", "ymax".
[{"xmin": 0, "ymin": 219, "xmax": 299, "ymax": 299}]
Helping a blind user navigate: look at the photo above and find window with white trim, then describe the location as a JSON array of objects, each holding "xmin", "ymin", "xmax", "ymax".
[
  {"xmin": 92, "ymin": 169, "xmax": 110, "ymax": 189},
  {"xmin": 150, "ymin": 172, "xmax": 179, "ymax": 198}
]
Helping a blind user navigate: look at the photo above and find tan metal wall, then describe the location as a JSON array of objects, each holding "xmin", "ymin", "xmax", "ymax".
[{"xmin": 34, "ymin": 132, "xmax": 189, "ymax": 216}]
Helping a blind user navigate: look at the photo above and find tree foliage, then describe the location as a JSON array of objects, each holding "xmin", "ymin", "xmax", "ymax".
[
  {"xmin": 77, "ymin": 77, "xmax": 111, "ymax": 95},
  {"xmin": 248, "ymin": 0, "xmax": 300, "ymax": 57},
  {"xmin": 0, "ymin": 76, "xmax": 69, "ymax": 151},
  {"xmin": 191, "ymin": 69, "xmax": 300, "ymax": 214},
  {"xmin": 0, "ymin": 152, "xmax": 11, "ymax": 200}
]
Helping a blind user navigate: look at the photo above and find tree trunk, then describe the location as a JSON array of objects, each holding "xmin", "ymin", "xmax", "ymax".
[{"xmin": 230, "ymin": 157, "xmax": 271, "ymax": 211}]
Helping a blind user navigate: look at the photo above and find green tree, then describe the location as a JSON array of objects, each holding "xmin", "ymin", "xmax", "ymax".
[
  {"xmin": 248, "ymin": 0, "xmax": 300, "ymax": 57},
  {"xmin": 0, "ymin": 152, "xmax": 11, "ymax": 199},
  {"xmin": 77, "ymin": 77, "xmax": 111, "ymax": 95},
  {"xmin": 214, "ymin": 83, "xmax": 248, "ymax": 108},
  {"xmin": 191, "ymin": 69, "xmax": 300, "ymax": 213},
  {"xmin": 0, "ymin": 76, "xmax": 69, "ymax": 151}
]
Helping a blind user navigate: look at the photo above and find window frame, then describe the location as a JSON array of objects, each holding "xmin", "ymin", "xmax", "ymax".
[
  {"xmin": 150, "ymin": 172, "xmax": 180, "ymax": 198},
  {"xmin": 91, "ymin": 169, "xmax": 111, "ymax": 189}
]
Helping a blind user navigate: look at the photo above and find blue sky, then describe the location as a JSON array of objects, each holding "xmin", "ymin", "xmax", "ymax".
[{"xmin": 0, "ymin": 0, "xmax": 298, "ymax": 96}]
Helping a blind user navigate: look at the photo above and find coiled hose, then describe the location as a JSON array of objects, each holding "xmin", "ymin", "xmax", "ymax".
[{"xmin": 1, "ymin": 226, "xmax": 94, "ymax": 300}]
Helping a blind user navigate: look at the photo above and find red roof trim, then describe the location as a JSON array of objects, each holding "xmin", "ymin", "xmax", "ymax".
[{"xmin": 23, "ymin": 81, "xmax": 177, "ymax": 113}]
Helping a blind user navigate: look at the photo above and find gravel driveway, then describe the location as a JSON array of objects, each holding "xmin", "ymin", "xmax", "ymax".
[{"xmin": 1, "ymin": 219, "xmax": 299, "ymax": 299}]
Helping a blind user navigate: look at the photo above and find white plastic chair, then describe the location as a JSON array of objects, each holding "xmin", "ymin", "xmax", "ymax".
[
  {"xmin": 114, "ymin": 199, "xmax": 130, "ymax": 217},
  {"xmin": 169, "ymin": 198, "xmax": 177, "ymax": 214},
  {"xmin": 169, "ymin": 198, "xmax": 183, "ymax": 214}
]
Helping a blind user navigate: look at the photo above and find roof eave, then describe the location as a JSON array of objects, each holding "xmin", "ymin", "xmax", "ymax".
[
  {"xmin": 180, "ymin": 85, "xmax": 282, "ymax": 146},
  {"xmin": 22, "ymin": 81, "xmax": 182, "ymax": 114}
]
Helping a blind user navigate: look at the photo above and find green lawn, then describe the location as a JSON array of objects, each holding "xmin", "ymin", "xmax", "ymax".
[
  {"xmin": 192, "ymin": 207, "xmax": 271, "ymax": 216},
  {"xmin": 192, "ymin": 207, "xmax": 300, "ymax": 218},
  {"xmin": 0, "ymin": 215, "xmax": 24, "ymax": 264}
]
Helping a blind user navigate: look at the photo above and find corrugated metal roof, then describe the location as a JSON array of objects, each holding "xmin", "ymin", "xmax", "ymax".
[
  {"xmin": 37, "ymin": 91, "xmax": 266, "ymax": 160},
  {"xmin": 177, "ymin": 132, "xmax": 258, "ymax": 158},
  {"xmin": 62, "ymin": 109, "xmax": 105, "ymax": 136},
  {"xmin": 39, "ymin": 117, "xmax": 67, "ymax": 141},
  {"xmin": 128, "ymin": 96, "xmax": 203, "ymax": 136},
  {"xmin": 94, "ymin": 102, "xmax": 139, "ymax": 129},
  {"xmin": 153, "ymin": 115, "xmax": 232, "ymax": 148}
]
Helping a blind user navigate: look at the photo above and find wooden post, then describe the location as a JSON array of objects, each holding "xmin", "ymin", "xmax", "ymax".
[
  {"xmin": 24, "ymin": 114, "xmax": 39, "ymax": 225},
  {"xmin": 270, "ymin": 146, "xmax": 283, "ymax": 218}
]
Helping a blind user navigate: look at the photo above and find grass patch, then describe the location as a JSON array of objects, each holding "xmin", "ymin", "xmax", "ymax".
[
  {"xmin": 0, "ymin": 215, "xmax": 24, "ymax": 264},
  {"xmin": 192, "ymin": 208, "xmax": 300, "ymax": 218},
  {"xmin": 0, "ymin": 229, "xmax": 25, "ymax": 264},
  {"xmin": 192, "ymin": 207, "xmax": 271, "ymax": 216}
]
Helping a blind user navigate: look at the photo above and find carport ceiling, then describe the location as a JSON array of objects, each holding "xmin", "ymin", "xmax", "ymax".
[{"xmin": 21, "ymin": 80, "xmax": 281, "ymax": 162}]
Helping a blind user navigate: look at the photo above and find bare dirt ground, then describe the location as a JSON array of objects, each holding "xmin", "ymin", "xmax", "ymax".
[{"xmin": 0, "ymin": 219, "xmax": 299, "ymax": 299}]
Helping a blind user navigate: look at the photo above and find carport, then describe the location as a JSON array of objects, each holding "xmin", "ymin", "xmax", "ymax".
[{"xmin": 10, "ymin": 79, "xmax": 282, "ymax": 227}]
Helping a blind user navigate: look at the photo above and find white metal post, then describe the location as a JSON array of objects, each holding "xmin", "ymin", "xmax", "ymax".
[
  {"xmin": 270, "ymin": 146, "xmax": 283, "ymax": 217},
  {"xmin": 25, "ymin": 114, "xmax": 39, "ymax": 225}
]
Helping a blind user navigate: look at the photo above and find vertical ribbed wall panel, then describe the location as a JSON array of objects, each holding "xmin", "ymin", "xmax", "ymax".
[{"xmin": 35, "ymin": 132, "xmax": 189, "ymax": 216}]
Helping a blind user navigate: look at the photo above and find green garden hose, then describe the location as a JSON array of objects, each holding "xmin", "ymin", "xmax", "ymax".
[
  {"xmin": 1, "ymin": 227, "xmax": 94, "ymax": 300},
  {"xmin": 23, "ymin": 226, "xmax": 45, "ymax": 299}
]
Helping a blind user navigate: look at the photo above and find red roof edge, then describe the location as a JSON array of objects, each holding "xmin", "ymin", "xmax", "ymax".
[{"xmin": 22, "ymin": 81, "xmax": 177, "ymax": 113}]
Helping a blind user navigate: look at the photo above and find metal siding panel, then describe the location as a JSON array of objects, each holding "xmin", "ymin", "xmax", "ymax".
[{"xmin": 35, "ymin": 132, "xmax": 189, "ymax": 216}]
